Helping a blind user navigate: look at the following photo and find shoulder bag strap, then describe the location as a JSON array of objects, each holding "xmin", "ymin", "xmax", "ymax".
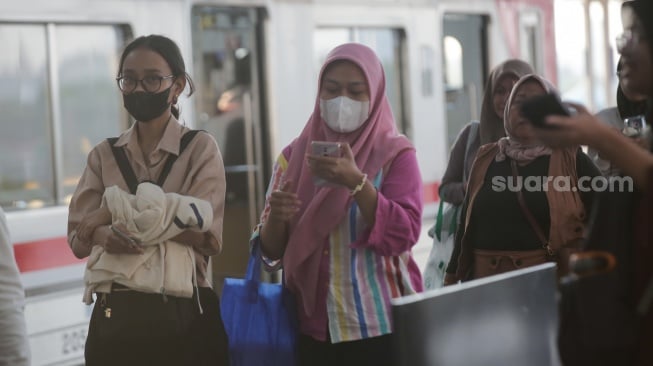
[
  {"xmin": 462, "ymin": 122, "xmax": 480, "ymax": 184},
  {"xmin": 108, "ymin": 130, "xmax": 202, "ymax": 194},
  {"xmin": 156, "ymin": 130, "xmax": 201, "ymax": 187},
  {"xmin": 108, "ymin": 137, "xmax": 138, "ymax": 194},
  {"xmin": 510, "ymin": 159, "xmax": 555, "ymax": 257}
]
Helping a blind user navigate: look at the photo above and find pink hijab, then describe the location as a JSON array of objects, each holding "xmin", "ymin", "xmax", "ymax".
[
  {"xmin": 283, "ymin": 43, "xmax": 413, "ymax": 316},
  {"xmin": 496, "ymin": 74, "xmax": 554, "ymax": 164}
]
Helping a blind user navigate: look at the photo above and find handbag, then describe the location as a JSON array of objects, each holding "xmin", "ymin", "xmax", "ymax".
[
  {"xmin": 220, "ymin": 243, "xmax": 297, "ymax": 366},
  {"xmin": 423, "ymin": 199, "xmax": 459, "ymax": 289}
]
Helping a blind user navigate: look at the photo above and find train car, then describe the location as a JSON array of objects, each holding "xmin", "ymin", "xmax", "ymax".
[{"xmin": 0, "ymin": 0, "xmax": 557, "ymax": 364}]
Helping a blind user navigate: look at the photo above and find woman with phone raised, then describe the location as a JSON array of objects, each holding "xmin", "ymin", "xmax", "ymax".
[
  {"xmin": 444, "ymin": 74, "xmax": 599, "ymax": 284},
  {"xmin": 252, "ymin": 43, "xmax": 423, "ymax": 366}
]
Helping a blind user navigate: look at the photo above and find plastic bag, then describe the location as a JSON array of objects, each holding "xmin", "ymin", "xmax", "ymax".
[{"xmin": 423, "ymin": 200, "xmax": 459, "ymax": 290}]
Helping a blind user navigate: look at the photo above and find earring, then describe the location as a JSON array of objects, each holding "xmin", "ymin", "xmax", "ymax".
[{"xmin": 173, "ymin": 95, "xmax": 179, "ymax": 104}]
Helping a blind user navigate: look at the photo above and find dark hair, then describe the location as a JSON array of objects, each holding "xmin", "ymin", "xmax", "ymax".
[
  {"xmin": 616, "ymin": 58, "xmax": 648, "ymax": 118},
  {"xmin": 117, "ymin": 35, "xmax": 195, "ymax": 119},
  {"xmin": 622, "ymin": 1, "xmax": 653, "ymax": 122}
]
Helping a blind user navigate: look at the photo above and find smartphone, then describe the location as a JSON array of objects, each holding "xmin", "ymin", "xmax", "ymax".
[
  {"xmin": 310, "ymin": 141, "xmax": 341, "ymax": 186},
  {"xmin": 311, "ymin": 141, "xmax": 342, "ymax": 157},
  {"xmin": 519, "ymin": 93, "xmax": 570, "ymax": 129},
  {"xmin": 111, "ymin": 225, "xmax": 138, "ymax": 245}
]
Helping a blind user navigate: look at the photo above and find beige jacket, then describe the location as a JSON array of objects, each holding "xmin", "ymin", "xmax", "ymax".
[{"xmin": 83, "ymin": 182, "xmax": 213, "ymax": 304}]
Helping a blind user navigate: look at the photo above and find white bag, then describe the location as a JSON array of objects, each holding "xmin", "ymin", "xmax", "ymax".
[{"xmin": 423, "ymin": 200, "xmax": 460, "ymax": 290}]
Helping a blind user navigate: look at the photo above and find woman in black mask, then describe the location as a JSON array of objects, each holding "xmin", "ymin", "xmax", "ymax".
[{"xmin": 67, "ymin": 35, "xmax": 228, "ymax": 366}]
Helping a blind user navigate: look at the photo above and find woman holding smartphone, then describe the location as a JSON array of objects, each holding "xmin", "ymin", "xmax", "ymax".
[{"xmin": 250, "ymin": 43, "xmax": 423, "ymax": 366}]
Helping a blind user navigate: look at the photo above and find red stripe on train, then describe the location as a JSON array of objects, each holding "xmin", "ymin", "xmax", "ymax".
[
  {"xmin": 13, "ymin": 237, "xmax": 85, "ymax": 273},
  {"xmin": 424, "ymin": 181, "xmax": 439, "ymax": 204}
]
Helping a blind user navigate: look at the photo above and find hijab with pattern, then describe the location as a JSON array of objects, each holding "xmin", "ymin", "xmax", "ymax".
[
  {"xmin": 282, "ymin": 43, "xmax": 414, "ymax": 316},
  {"xmin": 479, "ymin": 59, "xmax": 535, "ymax": 144}
]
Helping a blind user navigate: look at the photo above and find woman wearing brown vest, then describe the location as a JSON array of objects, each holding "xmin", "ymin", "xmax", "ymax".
[{"xmin": 444, "ymin": 74, "xmax": 600, "ymax": 283}]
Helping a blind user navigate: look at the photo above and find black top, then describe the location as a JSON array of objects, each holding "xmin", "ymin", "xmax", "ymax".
[{"xmin": 447, "ymin": 150, "xmax": 600, "ymax": 273}]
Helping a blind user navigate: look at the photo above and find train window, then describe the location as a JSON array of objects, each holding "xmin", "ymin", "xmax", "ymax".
[
  {"xmin": 555, "ymin": 1, "xmax": 591, "ymax": 108},
  {"xmin": 0, "ymin": 24, "xmax": 53, "ymax": 210},
  {"xmin": 443, "ymin": 36, "xmax": 464, "ymax": 90},
  {"xmin": 314, "ymin": 27, "xmax": 409, "ymax": 135},
  {"xmin": 519, "ymin": 10, "xmax": 543, "ymax": 75},
  {"xmin": 54, "ymin": 25, "xmax": 127, "ymax": 203},
  {"xmin": 0, "ymin": 23, "xmax": 128, "ymax": 211}
]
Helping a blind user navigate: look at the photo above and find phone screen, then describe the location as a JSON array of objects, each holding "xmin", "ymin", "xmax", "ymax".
[
  {"xmin": 310, "ymin": 141, "xmax": 341, "ymax": 186},
  {"xmin": 311, "ymin": 141, "xmax": 341, "ymax": 157},
  {"xmin": 519, "ymin": 93, "xmax": 570, "ymax": 129}
]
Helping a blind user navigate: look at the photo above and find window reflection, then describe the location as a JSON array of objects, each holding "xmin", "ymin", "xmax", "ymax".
[
  {"xmin": 0, "ymin": 23, "xmax": 127, "ymax": 211},
  {"xmin": 55, "ymin": 25, "xmax": 126, "ymax": 202},
  {"xmin": 0, "ymin": 24, "xmax": 53, "ymax": 210}
]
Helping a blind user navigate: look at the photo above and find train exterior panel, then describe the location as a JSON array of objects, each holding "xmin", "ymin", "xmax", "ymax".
[{"xmin": 0, "ymin": 0, "xmax": 556, "ymax": 364}]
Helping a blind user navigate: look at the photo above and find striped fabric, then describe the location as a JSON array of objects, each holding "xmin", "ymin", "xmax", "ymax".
[{"xmin": 252, "ymin": 152, "xmax": 419, "ymax": 343}]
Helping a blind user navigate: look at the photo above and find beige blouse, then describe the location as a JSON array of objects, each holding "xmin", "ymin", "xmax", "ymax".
[{"xmin": 67, "ymin": 120, "xmax": 226, "ymax": 288}]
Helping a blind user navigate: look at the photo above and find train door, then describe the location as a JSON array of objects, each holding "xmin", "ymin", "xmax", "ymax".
[
  {"xmin": 191, "ymin": 6, "xmax": 266, "ymax": 292},
  {"xmin": 441, "ymin": 13, "xmax": 489, "ymax": 147}
]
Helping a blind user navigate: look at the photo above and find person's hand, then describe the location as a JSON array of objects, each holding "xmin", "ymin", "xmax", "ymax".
[
  {"xmin": 443, "ymin": 273, "xmax": 459, "ymax": 286},
  {"xmin": 533, "ymin": 102, "xmax": 610, "ymax": 148},
  {"xmin": 96, "ymin": 224, "xmax": 143, "ymax": 255},
  {"xmin": 77, "ymin": 206, "xmax": 112, "ymax": 242},
  {"xmin": 268, "ymin": 180, "xmax": 301, "ymax": 223},
  {"xmin": 306, "ymin": 143, "xmax": 364, "ymax": 189},
  {"xmin": 633, "ymin": 136, "xmax": 651, "ymax": 151}
]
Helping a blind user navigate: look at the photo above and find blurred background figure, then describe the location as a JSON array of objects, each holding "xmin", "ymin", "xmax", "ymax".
[
  {"xmin": 534, "ymin": 1, "xmax": 653, "ymax": 364},
  {"xmin": 0, "ymin": 207, "xmax": 30, "ymax": 366},
  {"xmin": 439, "ymin": 59, "xmax": 534, "ymax": 206},
  {"xmin": 589, "ymin": 56, "xmax": 649, "ymax": 176}
]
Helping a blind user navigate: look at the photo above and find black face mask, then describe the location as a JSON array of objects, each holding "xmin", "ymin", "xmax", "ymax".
[{"xmin": 123, "ymin": 86, "xmax": 172, "ymax": 122}]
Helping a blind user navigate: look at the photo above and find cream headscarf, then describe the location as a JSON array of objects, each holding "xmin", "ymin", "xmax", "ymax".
[{"xmin": 496, "ymin": 74, "xmax": 556, "ymax": 165}]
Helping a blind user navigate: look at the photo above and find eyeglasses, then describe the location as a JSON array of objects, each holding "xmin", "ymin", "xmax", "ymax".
[
  {"xmin": 616, "ymin": 29, "xmax": 647, "ymax": 53},
  {"xmin": 116, "ymin": 74, "xmax": 175, "ymax": 93}
]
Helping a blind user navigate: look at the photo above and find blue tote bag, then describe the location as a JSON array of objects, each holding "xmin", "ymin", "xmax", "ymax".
[{"xmin": 220, "ymin": 243, "xmax": 297, "ymax": 366}]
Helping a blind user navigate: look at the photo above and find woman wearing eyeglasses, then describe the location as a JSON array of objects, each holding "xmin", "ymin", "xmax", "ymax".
[
  {"xmin": 67, "ymin": 35, "xmax": 228, "ymax": 366},
  {"xmin": 588, "ymin": 57, "xmax": 649, "ymax": 176},
  {"xmin": 533, "ymin": 1, "xmax": 653, "ymax": 365}
]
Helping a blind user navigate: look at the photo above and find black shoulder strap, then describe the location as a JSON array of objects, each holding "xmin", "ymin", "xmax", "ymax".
[
  {"xmin": 107, "ymin": 130, "xmax": 202, "ymax": 193},
  {"xmin": 156, "ymin": 130, "xmax": 201, "ymax": 187},
  {"xmin": 108, "ymin": 137, "xmax": 139, "ymax": 194}
]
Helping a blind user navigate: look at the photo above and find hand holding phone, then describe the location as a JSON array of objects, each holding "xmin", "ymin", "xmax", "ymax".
[
  {"xmin": 310, "ymin": 141, "xmax": 342, "ymax": 157},
  {"xmin": 519, "ymin": 93, "xmax": 571, "ymax": 129},
  {"xmin": 310, "ymin": 141, "xmax": 342, "ymax": 186}
]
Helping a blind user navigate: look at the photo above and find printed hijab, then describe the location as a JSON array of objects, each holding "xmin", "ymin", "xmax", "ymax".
[
  {"xmin": 282, "ymin": 43, "xmax": 413, "ymax": 316},
  {"xmin": 496, "ymin": 74, "xmax": 555, "ymax": 164},
  {"xmin": 479, "ymin": 59, "xmax": 535, "ymax": 144}
]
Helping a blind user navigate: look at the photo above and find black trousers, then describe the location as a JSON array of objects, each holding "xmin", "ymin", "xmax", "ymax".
[
  {"xmin": 297, "ymin": 333, "xmax": 395, "ymax": 366},
  {"xmin": 85, "ymin": 287, "xmax": 229, "ymax": 366}
]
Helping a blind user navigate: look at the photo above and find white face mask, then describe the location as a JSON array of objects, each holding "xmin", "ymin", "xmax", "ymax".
[{"xmin": 319, "ymin": 96, "xmax": 370, "ymax": 133}]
